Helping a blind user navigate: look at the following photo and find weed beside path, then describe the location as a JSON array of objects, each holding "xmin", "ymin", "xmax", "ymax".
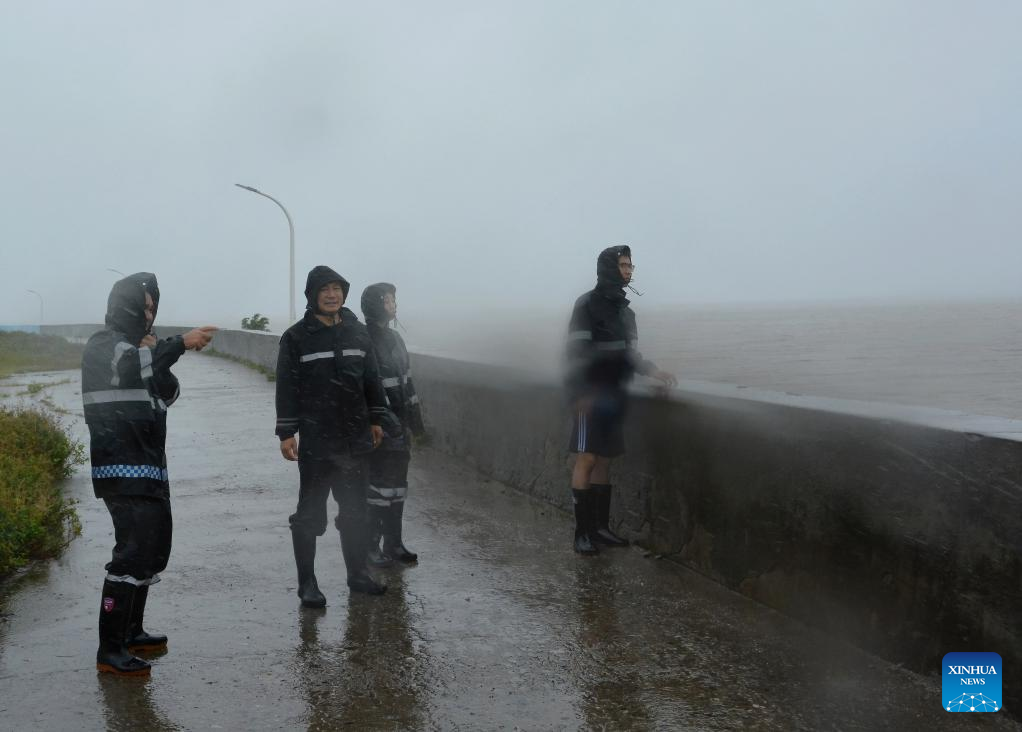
[{"xmin": 0, "ymin": 406, "xmax": 85, "ymax": 578}]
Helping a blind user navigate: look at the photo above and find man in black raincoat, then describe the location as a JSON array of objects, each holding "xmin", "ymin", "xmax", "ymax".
[
  {"xmin": 276, "ymin": 266, "xmax": 390, "ymax": 604},
  {"xmin": 564, "ymin": 245, "xmax": 677, "ymax": 554},
  {"xmin": 82, "ymin": 273, "xmax": 216, "ymax": 676},
  {"xmin": 360, "ymin": 283, "xmax": 425, "ymax": 567}
]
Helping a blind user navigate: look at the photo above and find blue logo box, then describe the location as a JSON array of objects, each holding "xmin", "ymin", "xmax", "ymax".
[{"xmin": 943, "ymin": 652, "xmax": 1002, "ymax": 712}]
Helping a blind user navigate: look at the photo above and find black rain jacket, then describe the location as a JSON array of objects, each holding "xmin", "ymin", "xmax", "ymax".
[
  {"xmin": 275, "ymin": 266, "xmax": 388, "ymax": 457},
  {"xmin": 82, "ymin": 273, "xmax": 185, "ymax": 499},
  {"xmin": 564, "ymin": 245, "xmax": 657, "ymax": 401},
  {"xmin": 361, "ymin": 282, "xmax": 425, "ymax": 452}
]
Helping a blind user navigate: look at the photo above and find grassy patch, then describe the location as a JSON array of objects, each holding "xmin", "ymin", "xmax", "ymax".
[
  {"xmin": 204, "ymin": 348, "xmax": 276, "ymax": 381},
  {"xmin": 0, "ymin": 406, "xmax": 85, "ymax": 578},
  {"xmin": 17, "ymin": 378, "xmax": 73, "ymax": 397},
  {"xmin": 0, "ymin": 332, "xmax": 83, "ymax": 379},
  {"xmin": 39, "ymin": 396, "xmax": 72, "ymax": 416}
]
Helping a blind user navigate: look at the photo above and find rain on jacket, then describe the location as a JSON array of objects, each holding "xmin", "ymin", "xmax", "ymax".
[
  {"xmin": 564, "ymin": 245, "xmax": 657, "ymax": 401},
  {"xmin": 275, "ymin": 266, "xmax": 389, "ymax": 457},
  {"xmin": 82, "ymin": 273, "xmax": 184, "ymax": 499},
  {"xmin": 360, "ymin": 282, "xmax": 425, "ymax": 451}
]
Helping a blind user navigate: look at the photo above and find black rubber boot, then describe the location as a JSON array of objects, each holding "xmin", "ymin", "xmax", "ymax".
[
  {"xmin": 382, "ymin": 501, "xmax": 418, "ymax": 564},
  {"xmin": 292, "ymin": 529, "xmax": 327, "ymax": 608},
  {"xmin": 347, "ymin": 571, "xmax": 388, "ymax": 595},
  {"xmin": 591, "ymin": 483, "xmax": 629, "ymax": 547},
  {"xmin": 126, "ymin": 585, "xmax": 168, "ymax": 652},
  {"xmin": 96, "ymin": 580, "xmax": 151, "ymax": 676},
  {"xmin": 366, "ymin": 504, "xmax": 394, "ymax": 568},
  {"xmin": 339, "ymin": 521, "xmax": 387, "ymax": 596},
  {"xmin": 572, "ymin": 488, "xmax": 598, "ymax": 555}
]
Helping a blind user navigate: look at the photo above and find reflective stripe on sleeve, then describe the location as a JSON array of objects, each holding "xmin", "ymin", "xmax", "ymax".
[
  {"xmin": 381, "ymin": 376, "xmax": 401, "ymax": 388},
  {"xmin": 568, "ymin": 330, "xmax": 593, "ymax": 341},
  {"xmin": 300, "ymin": 351, "xmax": 335, "ymax": 363},
  {"xmin": 164, "ymin": 382, "xmax": 181, "ymax": 407},
  {"xmin": 139, "ymin": 346, "xmax": 153, "ymax": 380},
  {"xmin": 110, "ymin": 342, "xmax": 135, "ymax": 386},
  {"xmin": 341, "ymin": 349, "xmax": 365, "ymax": 357}
]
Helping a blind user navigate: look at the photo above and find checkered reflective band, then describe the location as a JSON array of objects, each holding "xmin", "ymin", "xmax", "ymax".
[{"xmin": 91, "ymin": 464, "xmax": 168, "ymax": 481}]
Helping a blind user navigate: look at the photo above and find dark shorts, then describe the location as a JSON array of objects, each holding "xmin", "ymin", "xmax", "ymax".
[
  {"xmin": 103, "ymin": 495, "xmax": 173, "ymax": 583},
  {"xmin": 569, "ymin": 391, "xmax": 628, "ymax": 458}
]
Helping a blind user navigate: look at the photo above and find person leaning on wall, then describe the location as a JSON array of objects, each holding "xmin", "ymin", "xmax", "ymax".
[{"xmin": 563, "ymin": 246, "xmax": 677, "ymax": 555}]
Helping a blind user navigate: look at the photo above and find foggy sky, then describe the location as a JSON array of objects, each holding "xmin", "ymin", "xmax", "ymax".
[{"xmin": 2, "ymin": 1, "xmax": 1020, "ymax": 328}]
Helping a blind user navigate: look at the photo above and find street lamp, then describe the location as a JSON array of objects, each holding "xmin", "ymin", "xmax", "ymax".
[
  {"xmin": 26, "ymin": 290, "xmax": 43, "ymax": 326},
  {"xmin": 235, "ymin": 183, "xmax": 296, "ymax": 324},
  {"xmin": 107, "ymin": 268, "xmax": 126, "ymax": 278}
]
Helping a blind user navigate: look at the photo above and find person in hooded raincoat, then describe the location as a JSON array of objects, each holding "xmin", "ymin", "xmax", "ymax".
[
  {"xmin": 360, "ymin": 283, "xmax": 425, "ymax": 567},
  {"xmin": 564, "ymin": 246, "xmax": 677, "ymax": 554},
  {"xmin": 82, "ymin": 273, "xmax": 216, "ymax": 676},
  {"xmin": 275, "ymin": 266, "xmax": 391, "ymax": 604}
]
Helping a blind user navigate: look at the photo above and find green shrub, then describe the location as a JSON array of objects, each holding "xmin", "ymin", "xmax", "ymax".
[
  {"xmin": 241, "ymin": 313, "xmax": 270, "ymax": 331},
  {"xmin": 0, "ymin": 407, "xmax": 84, "ymax": 578}
]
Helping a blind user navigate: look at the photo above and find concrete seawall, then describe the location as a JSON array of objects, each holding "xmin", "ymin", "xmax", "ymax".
[{"xmin": 44, "ymin": 323, "xmax": 1022, "ymax": 711}]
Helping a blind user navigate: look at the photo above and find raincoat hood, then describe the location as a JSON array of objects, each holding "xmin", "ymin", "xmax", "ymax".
[
  {"xmin": 304, "ymin": 265, "xmax": 350, "ymax": 314},
  {"xmin": 105, "ymin": 272, "xmax": 160, "ymax": 344},
  {"xmin": 360, "ymin": 282, "xmax": 396, "ymax": 325},
  {"xmin": 596, "ymin": 245, "xmax": 632, "ymax": 290}
]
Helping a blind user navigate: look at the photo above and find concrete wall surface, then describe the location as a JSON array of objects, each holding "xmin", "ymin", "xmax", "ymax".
[
  {"xmin": 202, "ymin": 327, "xmax": 279, "ymax": 368},
  {"xmin": 42, "ymin": 324, "xmax": 1022, "ymax": 710},
  {"xmin": 409, "ymin": 358, "xmax": 1022, "ymax": 715}
]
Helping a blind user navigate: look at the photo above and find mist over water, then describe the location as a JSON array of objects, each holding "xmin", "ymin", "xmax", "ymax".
[{"xmin": 397, "ymin": 298, "xmax": 1022, "ymax": 420}]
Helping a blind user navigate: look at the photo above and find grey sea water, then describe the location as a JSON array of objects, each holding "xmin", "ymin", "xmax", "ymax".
[{"xmin": 404, "ymin": 299, "xmax": 1022, "ymax": 420}]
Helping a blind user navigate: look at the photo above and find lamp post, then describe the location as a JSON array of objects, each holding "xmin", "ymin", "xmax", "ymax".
[
  {"xmin": 235, "ymin": 183, "xmax": 296, "ymax": 324},
  {"xmin": 26, "ymin": 289, "xmax": 43, "ymax": 326}
]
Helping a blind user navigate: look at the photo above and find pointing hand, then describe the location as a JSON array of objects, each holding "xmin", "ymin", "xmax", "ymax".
[{"xmin": 183, "ymin": 326, "xmax": 218, "ymax": 351}]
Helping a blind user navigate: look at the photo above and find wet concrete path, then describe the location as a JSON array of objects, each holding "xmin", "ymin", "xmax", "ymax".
[{"xmin": 1, "ymin": 356, "xmax": 1017, "ymax": 731}]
